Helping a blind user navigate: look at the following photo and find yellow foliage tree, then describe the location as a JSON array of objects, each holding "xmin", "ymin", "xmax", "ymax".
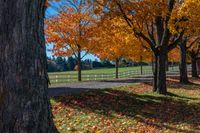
[
  {"xmin": 45, "ymin": 0, "xmax": 96, "ymax": 81},
  {"xmin": 92, "ymin": 16, "xmax": 151, "ymax": 78},
  {"xmin": 94, "ymin": 0, "xmax": 185, "ymax": 94}
]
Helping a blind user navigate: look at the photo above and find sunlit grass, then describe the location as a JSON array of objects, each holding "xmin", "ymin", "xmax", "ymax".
[{"xmin": 51, "ymin": 80, "xmax": 200, "ymax": 133}]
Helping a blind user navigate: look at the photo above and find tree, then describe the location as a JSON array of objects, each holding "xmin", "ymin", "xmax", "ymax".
[
  {"xmin": 92, "ymin": 16, "xmax": 141, "ymax": 78},
  {"xmin": 67, "ymin": 56, "xmax": 76, "ymax": 71},
  {"xmin": 55, "ymin": 57, "xmax": 68, "ymax": 71},
  {"xmin": 95, "ymin": 0, "xmax": 184, "ymax": 94},
  {"xmin": 45, "ymin": 0, "xmax": 96, "ymax": 81},
  {"xmin": 169, "ymin": 0, "xmax": 200, "ymax": 80},
  {"xmin": 0, "ymin": 0, "xmax": 57, "ymax": 132},
  {"xmin": 187, "ymin": 41, "xmax": 200, "ymax": 78}
]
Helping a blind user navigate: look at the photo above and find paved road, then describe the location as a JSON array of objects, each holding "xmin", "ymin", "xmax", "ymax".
[
  {"xmin": 48, "ymin": 76, "xmax": 153, "ymax": 96},
  {"xmin": 48, "ymin": 72, "xmax": 183, "ymax": 96}
]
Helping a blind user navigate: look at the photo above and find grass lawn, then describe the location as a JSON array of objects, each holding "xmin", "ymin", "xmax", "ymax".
[
  {"xmin": 48, "ymin": 66, "xmax": 153, "ymax": 85},
  {"xmin": 51, "ymin": 78, "xmax": 200, "ymax": 133},
  {"xmin": 48, "ymin": 66, "xmax": 152, "ymax": 75},
  {"xmin": 48, "ymin": 66, "xmax": 179, "ymax": 85}
]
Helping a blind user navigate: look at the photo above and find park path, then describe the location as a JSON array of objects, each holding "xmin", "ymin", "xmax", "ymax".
[
  {"xmin": 48, "ymin": 71, "xmax": 182, "ymax": 96},
  {"xmin": 48, "ymin": 76, "xmax": 153, "ymax": 96}
]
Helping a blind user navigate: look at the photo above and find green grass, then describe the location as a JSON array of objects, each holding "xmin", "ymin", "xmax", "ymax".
[
  {"xmin": 51, "ymin": 80, "xmax": 200, "ymax": 133},
  {"xmin": 48, "ymin": 66, "xmax": 152, "ymax": 75},
  {"xmin": 48, "ymin": 66, "xmax": 153, "ymax": 85},
  {"xmin": 48, "ymin": 65, "xmax": 179, "ymax": 85}
]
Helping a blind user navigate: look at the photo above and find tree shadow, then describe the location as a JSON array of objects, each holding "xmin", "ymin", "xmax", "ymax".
[
  {"xmin": 52, "ymin": 89, "xmax": 200, "ymax": 132},
  {"xmin": 143, "ymin": 77, "xmax": 200, "ymax": 91}
]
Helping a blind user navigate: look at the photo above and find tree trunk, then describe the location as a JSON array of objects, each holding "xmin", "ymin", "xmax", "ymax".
[
  {"xmin": 77, "ymin": 49, "xmax": 82, "ymax": 81},
  {"xmin": 115, "ymin": 58, "xmax": 119, "ymax": 79},
  {"xmin": 157, "ymin": 47, "xmax": 167, "ymax": 94},
  {"xmin": 179, "ymin": 42, "xmax": 189, "ymax": 83},
  {"xmin": 166, "ymin": 54, "xmax": 169, "ymax": 71},
  {"xmin": 153, "ymin": 54, "xmax": 158, "ymax": 92},
  {"xmin": 140, "ymin": 56, "xmax": 143, "ymax": 75},
  {"xmin": 0, "ymin": 0, "xmax": 57, "ymax": 132},
  {"xmin": 191, "ymin": 57, "xmax": 199, "ymax": 78}
]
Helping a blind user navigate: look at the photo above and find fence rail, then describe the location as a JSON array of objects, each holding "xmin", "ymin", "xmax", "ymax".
[{"xmin": 48, "ymin": 65, "xmax": 187, "ymax": 85}]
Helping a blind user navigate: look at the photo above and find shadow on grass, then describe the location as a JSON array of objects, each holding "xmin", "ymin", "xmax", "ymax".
[
  {"xmin": 142, "ymin": 77, "xmax": 200, "ymax": 91},
  {"xmin": 52, "ymin": 88, "xmax": 200, "ymax": 132}
]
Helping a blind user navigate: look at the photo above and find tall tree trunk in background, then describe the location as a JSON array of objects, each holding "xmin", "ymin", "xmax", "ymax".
[
  {"xmin": 115, "ymin": 58, "xmax": 119, "ymax": 79},
  {"xmin": 191, "ymin": 57, "xmax": 199, "ymax": 78},
  {"xmin": 166, "ymin": 54, "xmax": 169, "ymax": 71},
  {"xmin": 0, "ymin": 0, "xmax": 57, "ymax": 132},
  {"xmin": 179, "ymin": 42, "xmax": 189, "ymax": 83},
  {"xmin": 157, "ymin": 46, "xmax": 167, "ymax": 94},
  {"xmin": 77, "ymin": 47, "xmax": 82, "ymax": 81},
  {"xmin": 153, "ymin": 54, "xmax": 158, "ymax": 92}
]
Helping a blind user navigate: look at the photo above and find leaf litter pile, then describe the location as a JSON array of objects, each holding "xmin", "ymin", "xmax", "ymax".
[{"xmin": 51, "ymin": 77, "xmax": 200, "ymax": 133}]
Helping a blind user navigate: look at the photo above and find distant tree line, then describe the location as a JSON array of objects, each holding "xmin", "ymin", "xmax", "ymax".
[
  {"xmin": 47, "ymin": 57, "xmax": 149, "ymax": 72},
  {"xmin": 47, "ymin": 57, "xmax": 115, "ymax": 72}
]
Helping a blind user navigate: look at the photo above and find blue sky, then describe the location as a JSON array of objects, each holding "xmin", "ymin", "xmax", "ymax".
[{"xmin": 45, "ymin": 2, "xmax": 98, "ymax": 61}]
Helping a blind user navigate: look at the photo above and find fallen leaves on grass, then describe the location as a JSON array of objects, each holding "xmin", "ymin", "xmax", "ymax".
[{"xmin": 51, "ymin": 79, "xmax": 200, "ymax": 133}]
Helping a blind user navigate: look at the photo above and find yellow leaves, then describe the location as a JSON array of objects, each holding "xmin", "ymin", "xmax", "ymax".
[
  {"xmin": 91, "ymin": 15, "xmax": 151, "ymax": 62},
  {"xmin": 45, "ymin": 1, "xmax": 97, "ymax": 57},
  {"xmin": 169, "ymin": 0, "xmax": 200, "ymax": 34}
]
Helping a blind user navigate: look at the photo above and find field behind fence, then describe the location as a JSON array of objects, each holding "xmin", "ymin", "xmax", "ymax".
[{"xmin": 48, "ymin": 65, "xmax": 183, "ymax": 86}]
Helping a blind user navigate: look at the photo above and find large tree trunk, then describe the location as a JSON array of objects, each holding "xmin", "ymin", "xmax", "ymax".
[
  {"xmin": 191, "ymin": 57, "xmax": 199, "ymax": 78},
  {"xmin": 77, "ymin": 49, "xmax": 82, "ymax": 81},
  {"xmin": 166, "ymin": 54, "xmax": 169, "ymax": 71},
  {"xmin": 153, "ymin": 54, "xmax": 158, "ymax": 92},
  {"xmin": 0, "ymin": 0, "xmax": 57, "ymax": 132},
  {"xmin": 115, "ymin": 58, "xmax": 119, "ymax": 79},
  {"xmin": 156, "ymin": 47, "xmax": 167, "ymax": 94},
  {"xmin": 179, "ymin": 42, "xmax": 189, "ymax": 83}
]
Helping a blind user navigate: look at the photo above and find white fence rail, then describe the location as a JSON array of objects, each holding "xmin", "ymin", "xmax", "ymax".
[{"xmin": 48, "ymin": 65, "xmax": 187, "ymax": 85}]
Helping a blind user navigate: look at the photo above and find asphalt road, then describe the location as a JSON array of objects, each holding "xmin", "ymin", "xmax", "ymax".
[{"xmin": 48, "ymin": 77, "xmax": 153, "ymax": 96}]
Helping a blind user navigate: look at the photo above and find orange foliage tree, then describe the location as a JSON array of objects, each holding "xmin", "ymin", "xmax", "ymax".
[
  {"xmin": 92, "ymin": 16, "xmax": 151, "ymax": 78},
  {"xmin": 45, "ymin": 0, "xmax": 96, "ymax": 81},
  {"xmin": 94, "ymin": 0, "xmax": 185, "ymax": 94}
]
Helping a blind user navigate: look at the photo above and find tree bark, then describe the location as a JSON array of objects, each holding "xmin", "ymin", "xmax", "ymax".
[
  {"xmin": 77, "ymin": 48, "xmax": 82, "ymax": 81},
  {"xmin": 179, "ymin": 42, "xmax": 189, "ymax": 83},
  {"xmin": 156, "ymin": 47, "xmax": 167, "ymax": 94},
  {"xmin": 191, "ymin": 57, "xmax": 199, "ymax": 78},
  {"xmin": 0, "ymin": 0, "xmax": 57, "ymax": 132},
  {"xmin": 115, "ymin": 58, "xmax": 119, "ymax": 79},
  {"xmin": 153, "ymin": 54, "xmax": 158, "ymax": 92},
  {"xmin": 166, "ymin": 54, "xmax": 169, "ymax": 71}
]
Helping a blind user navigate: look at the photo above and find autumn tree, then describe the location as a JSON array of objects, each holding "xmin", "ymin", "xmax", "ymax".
[
  {"xmin": 92, "ymin": 17, "xmax": 143, "ymax": 78},
  {"xmin": 187, "ymin": 41, "xmax": 200, "ymax": 78},
  {"xmin": 177, "ymin": 36, "xmax": 199, "ymax": 82},
  {"xmin": 0, "ymin": 0, "xmax": 57, "ymax": 132},
  {"xmin": 46, "ymin": 0, "xmax": 96, "ymax": 81},
  {"xmin": 94, "ymin": 0, "xmax": 185, "ymax": 94},
  {"xmin": 170, "ymin": 0, "xmax": 200, "ymax": 80}
]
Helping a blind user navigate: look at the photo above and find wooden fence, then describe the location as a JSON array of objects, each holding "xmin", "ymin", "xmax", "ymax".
[{"xmin": 48, "ymin": 65, "xmax": 183, "ymax": 85}]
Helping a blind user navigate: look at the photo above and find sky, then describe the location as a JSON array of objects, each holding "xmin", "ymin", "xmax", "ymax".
[{"xmin": 45, "ymin": 1, "xmax": 98, "ymax": 61}]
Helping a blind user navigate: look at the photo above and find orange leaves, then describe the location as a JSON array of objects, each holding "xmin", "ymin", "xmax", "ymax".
[
  {"xmin": 169, "ymin": 0, "xmax": 200, "ymax": 34},
  {"xmin": 45, "ymin": 1, "xmax": 96, "ymax": 57},
  {"xmin": 91, "ymin": 16, "xmax": 140, "ymax": 61},
  {"xmin": 51, "ymin": 77, "xmax": 200, "ymax": 133}
]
